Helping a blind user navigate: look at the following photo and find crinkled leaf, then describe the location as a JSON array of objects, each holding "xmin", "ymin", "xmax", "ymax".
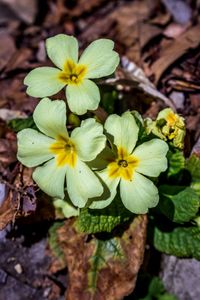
[
  {"xmin": 167, "ymin": 150, "xmax": 185, "ymax": 177},
  {"xmin": 77, "ymin": 196, "xmax": 132, "ymax": 233},
  {"xmin": 57, "ymin": 215, "xmax": 147, "ymax": 300},
  {"xmin": 8, "ymin": 116, "xmax": 37, "ymax": 132},
  {"xmin": 158, "ymin": 185, "xmax": 200, "ymax": 223},
  {"xmin": 153, "ymin": 226, "xmax": 200, "ymax": 260},
  {"xmin": 186, "ymin": 154, "xmax": 200, "ymax": 196}
]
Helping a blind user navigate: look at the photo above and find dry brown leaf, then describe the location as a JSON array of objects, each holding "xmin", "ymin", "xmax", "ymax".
[
  {"xmin": 4, "ymin": 48, "xmax": 33, "ymax": 72},
  {"xmin": 57, "ymin": 215, "xmax": 147, "ymax": 300},
  {"xmin": 0, "ymin": 32, "xmax": 16, "ymax": 71},
  {"xmin": 0, "ymin": 188, "xmax": 18, "ymax": 230},
  {"xmin": 0, "ymin": 0, "xmax": 37, "ymax": 24},
  {"xmin": 151, "ymin": 24, "xmax": 200, "ymax": 83},
  {"xmin": 0, "ymin": 138, "xmax": 17, "ymax": 165}
]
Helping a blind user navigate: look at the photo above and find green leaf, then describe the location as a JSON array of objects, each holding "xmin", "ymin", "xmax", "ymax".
[
  {"xmin": 101, "ymin": 90, "xmax": 118, "ymax": 114},
  {"xmin": 77, "ymin": 196, "xmax": 132, "ymax": 233},
  {"xmin": 8, "ymin": 116, "xmax": 37, "ymax": 132},
  {"xmin": 48, "ymin": 222, "xmax": 66, "ymax": 265},
  {"xmin": 153, "ymin": 226, "xmax": 200, "ymax": 260},
  {"xmin": 139, "ymin": 277, "xmax": 177, "ymax": 300},
  {"xmin": 167, "ymin": 150, "xmax": 185, "ymax": 177},
  {"xmin": 88, "ymin": 238, "xmax": 124, "ymax": 290},
  {"xmin": 186, "ymin": 154, "xmax": 200, "ymax": 196},
  {"xmin": 159, "ymin": 185, "xmax": 200, "ymax": 223}
]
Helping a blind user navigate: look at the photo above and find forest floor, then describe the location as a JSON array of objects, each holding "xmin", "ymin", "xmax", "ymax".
[{"xmin": 0, "ymin": 0, "xmax": 200, "ymax": 299}]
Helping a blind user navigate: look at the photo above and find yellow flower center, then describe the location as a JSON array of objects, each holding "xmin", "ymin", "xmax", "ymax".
[
  {"xmin": 58, "ymin": 59, "xmax": 87, "ymax": 85},
  {"xmin": 108, "ymin": 147, "xmax": 139, "ymax": 181},
  {"xmin": 49, "ymin": 136, "xmax": 77, "ymax": 167},
  {"xmin": 166, "ymin": 112, "xmax": 178, "ymax": 126}
]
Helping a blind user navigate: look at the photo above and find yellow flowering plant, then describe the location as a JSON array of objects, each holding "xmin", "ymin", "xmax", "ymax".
[
  {"xmin": 24, "ymin": 34, "xmax": 119, "ymax": 115},
  {"xmin": 16, "ymin": 33, "xmax": 185, "ymax": 226},
  {"xmin": 145, "ymin": 108, "xmax": 185, "ymax": 149}
]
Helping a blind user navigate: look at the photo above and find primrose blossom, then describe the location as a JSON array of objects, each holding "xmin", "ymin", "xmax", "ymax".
[
  {"xmin": 17, "ymin": 98, "xmax": 106, "ymax": 207},
  {"xmin": 90, "ymin": 112, "xmax": 169, "ymax": 214},
  {"xmin": 24, "ymin": 34, "xmax": 119, "ymax": 115}
]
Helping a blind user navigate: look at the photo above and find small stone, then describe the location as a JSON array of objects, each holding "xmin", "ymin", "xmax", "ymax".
[
  {"xmin": 0, "ymin": 268, "xmax": 8, "ymax": 284},
  {"xmin": 14, "ymin": 263, "xmax": 23, "ymax": 274},
  {"xmin": 170, "ymin": 91, "xmax": 185, "ymax": 110}
]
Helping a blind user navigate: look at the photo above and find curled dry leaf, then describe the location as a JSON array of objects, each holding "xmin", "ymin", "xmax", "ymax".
[
  {"xmin": 57, "ymin": 215, "xmax": 147, "ymax": 300},
  {"xmin": 0, "ymin": 187, "xmax": 18, "ymax": 230},
  {"xmin": 151, "ymin": 24, "xmax": 200, "ymax": 84}
]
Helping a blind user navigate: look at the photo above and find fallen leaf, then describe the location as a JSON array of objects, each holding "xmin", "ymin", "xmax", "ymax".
[
  {"xmin": 57, "ymin": 215, "xmax": 147, "ymax": 300},
  {"xmin": 0, "ymin": 32, "xmax": 16, "ymax": 71},
  {"xmin": 163, "ymin": 22, "xmax": 190, "ymax": 38},
  {"xmin": 0, "ymin": 188, "xmax": 18, "ymax": 230},
  {"xmin": 151, "ymin": 24, "xmax": 200, "ymax": 83},
  {"xmin": 4, "ymin": 48, "xmax": 33, "ymax": 72},
  {"xmin": 0, "ymin": 0, "xmax": 38, "ymax": 24},
  {"xmin": 115, "ymin": 57, "xmax": 175, "ymax": 109},
  {"xmin": 0, "ymin": 138, "xmax": 17, "ymax": 165},
  {"xmin": 0, "ymin": 109, "xmax": 27, "ymax": 121}
]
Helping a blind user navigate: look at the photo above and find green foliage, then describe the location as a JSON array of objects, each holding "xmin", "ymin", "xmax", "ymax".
[
  {"xmin": 8, "ymin": 116, "xmax": 37, "ymax": 132},
  {"xmin": 167, "ymin": 150, "xmax": 185, "ymax": 177},
  {"xmin": 88, "ymin": 238, "xmax": 124, "ymax": 290},
  {"xmin": 186, "ymin": 154, "xmax": 200, "ymax": 196},
  {"xmin": 48, "ymin": 222, "xmax": 66, "ymax": 264},
  {"xmin": 153, "ymin": 226, "xmax": 200, "ymax": 260},
  {"xmin": 77, "ymin": 196, "xmax": 132, "ymax": 233},
  {"xmin": 139, "ymin": 277, "xmax": 177, "ymax": 300},
  {"xmin": 101, "ymin": 90, "xmax": 118, "ymax": 114},
  {"xmin": 158, "ymin": 185, "xmax": 200, "ymax": 223}
]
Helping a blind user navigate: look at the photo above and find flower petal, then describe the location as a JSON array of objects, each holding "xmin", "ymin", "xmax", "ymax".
[
  {"xmin": 66, "ymin": 79, "xmax": 100, "ymax": 115},
  {"xmin": 133, "ymin": 139, "xmax": 168, "ymax": 177},
  {"xmin": 33, "ymin": 98, "xmax": 68, "ymax": 139},
  {"xmin": 66, "ymin": 159, "xmax": 103, "ymax": 208},
  {"xmin": 46, "ymin": 34, "xmax": 79, "ymax": 69},
  {"xmin": 89, "ymin": 168, "xmax": 120, "ymax": 209},
  {"xmin": 17, "ymin": 129, "xmax": 54, "ymax": 167},
  {"xmin": 33, "ymin": 159, "xmax": 67, "ymax": 199},
  {"xmin": 24, "ymin": 67, "xmax": 65, "ymax": 97},
  {"xmin": 105, "ymin": 111, "xmax": 139, "ymax": 153},
  {"xmin": 120, "ymin": 172, "xmax": 159, "ymax": 213},
  {"xmin": 53, "ymin": 198, "xmax": 79, "ymax": 218},
  {"xmin": 79, "ymin": 39, "xmax": 119, "ymax": 78},
  {"xmin": 71, "ymin": 118, "xmax": 106, "ymax": 161}
]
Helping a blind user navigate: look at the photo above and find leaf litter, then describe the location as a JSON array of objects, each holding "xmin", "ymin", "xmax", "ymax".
[{"xmin": 0, "ymin": 0, "xmax": 200, "ymax": 299}]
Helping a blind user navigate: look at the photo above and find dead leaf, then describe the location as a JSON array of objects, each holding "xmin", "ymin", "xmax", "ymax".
[
  {"xmin": 163, "ymin": 22, "xmax": 190, "ymax": 38},
  {"xmin": 0, "ymin": 0, "xmax": 38, "ymax": 24},
  {"xmin": 0, "ymin": 32, "xmax": 16, "ymax": 71},
  {"xmin": 4, "ymin": 48, "xmax": 33, "ymax": 72},
  {"xmin": 0, "ymin": 108, "xmax": 27, "ymax": 121},
  {"xmin": 57, "ymin": 215, "xmax": 147, "ymax": 300},
  {"xmin": 0, "ymin": 138, "xmax": 17, "ymax": 165},
  {"xmin": 0, "ymin": 188, "xmax": 18, "ymax": 230},
  {"xmin": 113, "ymin": 57, "xmax": 175, "ymax": 109},
  {"xmin": 151, "ymin": 24, "xmax": 200, "ymax": 83}
]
